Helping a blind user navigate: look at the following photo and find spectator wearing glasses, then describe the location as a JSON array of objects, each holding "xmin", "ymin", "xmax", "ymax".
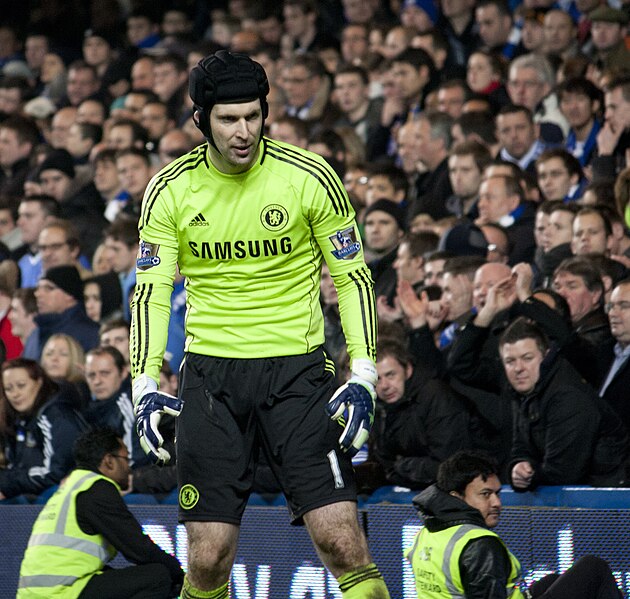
[{"xmin": 38, "ymin": 218, "xmax": 92, "ymax": 280}]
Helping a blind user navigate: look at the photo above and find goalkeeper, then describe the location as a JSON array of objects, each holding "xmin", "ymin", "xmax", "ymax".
[{"xmin": 129, "ymin": 50, "xmax": 388, "ymax": 599}]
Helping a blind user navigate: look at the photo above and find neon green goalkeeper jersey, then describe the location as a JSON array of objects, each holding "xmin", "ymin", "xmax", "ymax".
[{"xmin": 130, "ymin": 138, "xmax": 377, "ymax": 382}]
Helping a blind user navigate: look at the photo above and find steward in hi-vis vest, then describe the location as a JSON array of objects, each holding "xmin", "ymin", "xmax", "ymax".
[{"xmin": 18, "ymin": 429, "xmax": 183, "ymax": 599}]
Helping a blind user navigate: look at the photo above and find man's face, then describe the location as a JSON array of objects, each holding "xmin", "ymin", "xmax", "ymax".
[
  {"xmin": 476, "ymin": 4, "xmax": 509, "ymax": 48},
  {"xmin": 440, "ymin": 272, "xmax": 472, "ymax": 320},
  {"xmin": 116, "ymin": 154, "xmax": 152, "ymax": 199},
  {"xmin": 535, "ymin": 210, "xmax": 549, "ymax": 249},
  {"xmin": 393, "ymin": 241, "xmax": 423, "ymax": 284},
  {"xmin": 477, "ymin": 177, "xmax": 518, "ymax": 224},
  {"xmin": 543, "ymin": 11, "xmax": 575, "ymax": 55},
  {"xmin": 553, "ymin": 271, "xmax": 601, "ymax": 322},
  {"xmin": 152, "ymin": 62, "xmax": 186, "ymax": 102},
  {"xmin": 376, "ymin": 355, "xmax": 412, "ymax": 404},
  {"xmin": 17, "ymin": 201, "xmax": 48, "ymax": 245},
  {"xmin": 366, "ymin": 175, "xmax": 398, "ymax": 205},
  {"xmin": 0, "ymin": 127, "xmax": 31, "ymax": 168},
  {"xmin": 392, "ymin": 61, "xmax": 426, "ymax": 102},
  {"xmin": 50, "ymin": 108, "xmax": 77, "ymax": 149},
  {"xmin": 100, "ymin": 326, "xmax": 130, "ymax": 364},
  {"xmin": 107, "ymin": 441, "xmax": 131, "ymax": 490},
  {"xmin": 65, "ymin": 123, "xmax": 92, "ymax": 158},
  {"xmin": 94, "ymin": 159, "xmax": 121, "ymax": 195},
  {"xmin": 442, "ymin": 0, "xmax": 472, "ymax": 19},
  {"xmin": 341, "ymin": 25, "xmax": 369, "ymax": 63},
  {"xmin": 605, "ymin": 87, "xmax": 630, "ymax": 134},
  {"xmin": 104, "ymin": 237, "xmax": 137, "ymax": 274},
  {"xmin": 0, "ymin": 86, "xmax": 22, "ymax": 115},
  {"xmin": 472, "ymin": 263, "xmax": 511, "ymax": 311},
  {"xmin": 131, "ymin": 57, "xmax": 155, "ymax": 91},
  {"xmin": 521, "ymin": 19, "xmax": 545, "ymax": 52},
  {"xmin": 127, "ymin": 16, "xmax": 155, "ymax": 46},
  {"xmin": 9, "ymin": 297, "xmax": 33, "ymax": 338},
  {"xmin": 334, "ymin": 72, "xmax": 368, "ymax": 115},
  {"xmin": 396, "ymin": 121, "xmax": 423, "ymax": 175},
  {"xmin": 416, "ymin": 118, "xmax": 444, "ymax": 170},
  {"xmin": 449, "ymin": 154, "xmax": 482, "ymax": 200},
  {"xmin": 83, "ymin": 36, "xmax": 111, "ymax": 69},
  {"xmin": 342, "ymin": 0, "xmax": 375, "ymax": 24},
  {"xmin": 559, "ymin": 91, "xmax": 597, "ymax": 130},
  {"xmin": 571, "ymin": 212, "xmax": 609, "ymax": 256},
  {"xmin": 35, "ymin": 279, "xmax": 75, "ymax": 314},
  {"xmin": 39, "ymin": 169, "xmax": 72, "ymax": 201},
  {"xmin": 496, "ymin": 112, "xmax": 537, "ymax": 159},
  {"xmin": 343, "ymin": 168, "xmax": 369, "ymax": 206},
  {"xmin": 122, "ymin": 93, "xmax": 148, "ymax": 122},
  {"xmin": 458, "ymin": 473, "xmax": 502, "ymax": 528},
  {"xmin": 424, "ymin": 258, "xmax": 446, "ymax": 287},
  {"xmin": 507, "ymin": 67, "xmax": 548, "ymax": 111},
  {"xmin": 437, "ymin": 86, "xmax": 466, "ymax": 119},
  {"xmin": 208, "ymin": 100, "xmax": 263, "ymax": 174},
  {"xmin": 107, "ymin": 124, "xmax": 135, "ymax": 151},
  {"xmin": 282, "ymin": 65, "xmax": 320, "ymax": 109},
  {"xmin": 38, "ymin": 226, "xmax": 77, "ymax": 271},
  {"xmin": 364, "ymin": 210, "xmax": 402, "ymax": 253},
  {"xmin": 537, "ymin": 157, "xmax": 577, "ymax": 202},
  {"xmin": 141, "ymin": 104, "xmax": 172, "ymax": 140},
  {"xmin": 608, "ymin": 284, "xmax": 630, "ymax": 347},
  {"xmin": 545, "ymin": 209, "xmax": 574, "ymax": 251},
  {"xmin": 85, "ymin": 353, "xmax": 126, "ymax": 400},
  {"xmin": 282, "ymin": 5, "xmax": 310, "ymax": 38},
  {"xmin": 25, "ymin": 35, "xmax": 48, "ymax": 70},
  {"xmin": 269, "ymin": 121, "xmax": 305, "ymax": 147},
  {"xmin": 66, "ymin": 67, "xmax": 99, "ymax": 106},
  {"xmin": 76, "ymin": 100, "xmax": 105, "ymax": 125},
  {"xmin": 500, "ymin": 337, "xmax": 545, "ymax": 395},
  {"xmin": 591, "ymin": 21, "xmax": 625, "ymax": 51}
]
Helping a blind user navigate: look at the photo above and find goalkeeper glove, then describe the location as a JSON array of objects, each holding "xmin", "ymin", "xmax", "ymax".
[
  {"xmin": 326, "ymin": 359, "xmax": 377, "ymax": 457},
  {"xmin": 133, "ymin": 374, "xmax": 183, "ymax": 464}
]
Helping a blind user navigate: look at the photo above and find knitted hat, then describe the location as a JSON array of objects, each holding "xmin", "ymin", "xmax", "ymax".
[
  {"xmin": 401, "ymin": 0, "xmax": 438, "ymax": 25},
  {"xmin": 38, "ymin": 149, "xmax": 75, "ymax": 179},
  {"xmin": 41, "ymin": 265, "xmax": 84, "ymax": 304},
  {"xmin": 439, "ymin": 222, "xmax": 488, "ymax": 256},
  {"xmin": 363, "ymin": 199, "xmax": 407, "ymax": 231}
]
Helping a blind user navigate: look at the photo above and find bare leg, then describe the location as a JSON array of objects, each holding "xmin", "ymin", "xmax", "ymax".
[
  {"xmin": 185, "ymin": 521, "xmax": 240, "ymax": 590},
  {"xmin": 303, "ymin": 501, "xmax": 371, "ymax": 577}
]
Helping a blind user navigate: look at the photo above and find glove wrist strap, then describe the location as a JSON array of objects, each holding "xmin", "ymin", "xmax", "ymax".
[
  {"xmin": 350, "ymin": 358, "xmax": 377, "ymax": 387},
  {"xmin": 132, "ymin": 374, "xmax": 158, "ymax": 405}
]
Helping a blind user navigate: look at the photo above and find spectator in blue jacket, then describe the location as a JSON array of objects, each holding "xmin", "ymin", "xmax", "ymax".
[{"xmin": 0, "ymin": 358, "xmax": 88, "ymax": 501}]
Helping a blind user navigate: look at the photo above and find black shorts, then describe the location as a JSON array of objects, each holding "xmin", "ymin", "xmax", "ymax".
[{"xmin": 176, "ymin": 349, "xmax": 357, "ymax": 524}]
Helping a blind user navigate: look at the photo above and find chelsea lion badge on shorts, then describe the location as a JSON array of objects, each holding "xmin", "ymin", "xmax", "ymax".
[
  {"xmin": 330, "ymin": 227, "xmax": 361, "ymax": 260},
  {"xmin": 136, "ymin": 240, "xmax": 161, "ymax": 270}
]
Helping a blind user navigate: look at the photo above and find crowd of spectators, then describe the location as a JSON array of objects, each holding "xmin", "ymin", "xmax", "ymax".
[{"xmin": 1, "ymin": 0, "xmax": 630, "ymax": 502}]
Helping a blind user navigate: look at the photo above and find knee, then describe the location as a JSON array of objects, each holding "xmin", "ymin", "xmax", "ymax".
[
  {"xmin": 188, "ymin": 540, "xmax": 234, "ymax": 581},
  {"xmin": 314, "ymin": 524, "xmax": 369, "ymax": 570}
]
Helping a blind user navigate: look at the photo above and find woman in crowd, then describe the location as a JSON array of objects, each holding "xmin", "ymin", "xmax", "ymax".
[
  {"xmin": 40, "ymin": 333, "xmax": 90, "ymax": 409},
  {"xmin": 83, "ymin": 271, "xmax": 123, "ymax": 324},
  {"xmin": 0, "ymin": 358, "xmax": 87, "ymax": 501}
]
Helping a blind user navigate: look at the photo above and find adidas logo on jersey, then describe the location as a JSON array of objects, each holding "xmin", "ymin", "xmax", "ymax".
[{"xmin": 189, "ymin": 213, "xmax": 209, "ymax": 227}]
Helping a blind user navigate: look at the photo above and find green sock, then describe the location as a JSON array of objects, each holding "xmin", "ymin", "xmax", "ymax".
[
  {"xmin": 337, "ymin": 563, "xmax": 390, "ymax": 598},
  {"xmin": 181, "ymin": 577, "xmax": 229, "ymax": 599}
]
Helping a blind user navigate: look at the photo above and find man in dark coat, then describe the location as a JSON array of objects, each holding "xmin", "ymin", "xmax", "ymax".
[
  {"xmin": 500, "ymin": 318, "xmax": 627, "ymax": 490},
  {"xmin": 371, "ymin": 340, "xmax": 470, "ymax": 490},
  {"xmin": 34, "ymin": 265, "xmax": 99, "ymax": 355}
]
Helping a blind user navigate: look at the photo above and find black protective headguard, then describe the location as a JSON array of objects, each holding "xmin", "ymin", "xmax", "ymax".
[{"xmin": 189, "ymin": 50, "xmax": 269, "ymax": 147}]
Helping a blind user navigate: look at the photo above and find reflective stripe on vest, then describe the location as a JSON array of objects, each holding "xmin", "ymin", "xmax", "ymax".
[
  {"xmin": 406, "ymin": 523, "xmax": 524, "ymax": 599},
  {"xmin": 17, "ymin": 470, "xmax": 116, "ymax": 598}
]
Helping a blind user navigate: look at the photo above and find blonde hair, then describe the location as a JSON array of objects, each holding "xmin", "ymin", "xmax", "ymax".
[{"xmin": 41, "ymin": 334, "xmax": 86, "ymax": 383}]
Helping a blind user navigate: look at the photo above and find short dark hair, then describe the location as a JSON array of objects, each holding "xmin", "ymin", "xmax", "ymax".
[
  {"xmin": 557, "ymin": 76, "xmax": 604, "ymax": 106},
  {"xmin": 367, "ymin": 163, "xmax": 409, "ymax": 196},
  {"xmin": 99, "ymin": 317, "xmax": 130, "ymax": 337},
  {"xmin": 376, "ymin": 339, "xmax": 412, "ymax": 367},
  {"xmin": 437, "ymin": 450, "xmax": 499, "ymax": 495},
  {"xmin": 554, "ymin": 255, "xmax": 605, "ymax": 297},
  {"xmin": 497, "ymin": 103, "xmax": 534, "ymax": 124},
  {"xmin": 74, "ymin": 427, "xmax": 123, "ymax": 471},
  {"xmin": 536, "ymin": 148, "xmax": 583, "ymax": 180},
  {"xmin": 454, "ymin": 111, "xmax": 497, "ymax": 145},
  {"xmin": 19, "ymin": 195, "xmax": 61, "ymax": 218},
  {"xmin": 404, "ymin": 231, "xmax": 440, "ymax": 259},
  {"xmin": 86, "ymin": 345, "xmax": 126, "ymax": 374},
  {"xmin": 104, "ymin": 215, "xmax": 139, "ymax": 248},
  {"xmin": 499, "ymin": 316, "xmax": 549, "ymax": 354},
  {"xmin": 575, "ymin": 206, "xmax": 612, "ymax": 237},
  {"xmin": 450, "ymin": 140, "xmax": 493, "ymax": 173}
]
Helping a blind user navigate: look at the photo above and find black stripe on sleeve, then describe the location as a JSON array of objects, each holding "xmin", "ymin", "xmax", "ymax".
[{"xmin": 347, "ymin": 268, "xmax": 377, "ymax": 361}]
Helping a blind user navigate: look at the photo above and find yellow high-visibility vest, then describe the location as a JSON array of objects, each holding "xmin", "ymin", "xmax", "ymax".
[
  {"xmin": 17, "ymin": 469, "xmax": 118, "ymax": 598},
  {"xmin": 406, "ymin": 523, "xmax": 525, "ymax": 598}
]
